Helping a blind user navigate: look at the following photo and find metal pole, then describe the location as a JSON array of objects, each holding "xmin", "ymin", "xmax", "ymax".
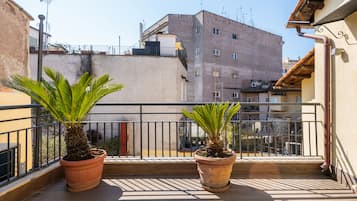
[
  {"xmin": 140, "ymin": 105, "xmax": 143, "ymax": 159},
  {"xmin": 34, "ymin": 15, "xmax": 45, "ymax": 168},
  {"xmin": 37, "ymin": 15, "xmax": 45, "ymax": 81},
  {"xmin": 45, "ymin": 2, "xmax": 48, "ymax": 50},
  {"xmin": 118, "ymin": 35, "xmax": 121, "ymax": 55}
]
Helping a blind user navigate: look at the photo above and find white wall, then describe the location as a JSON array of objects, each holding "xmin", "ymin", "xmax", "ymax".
[
  {"xmin": 30, "ymin": 54, "xmax": 188, "ymax": 155},
  {"xmin": 157, "ymin": 34, "xmax": 177, "ymax": 56}
]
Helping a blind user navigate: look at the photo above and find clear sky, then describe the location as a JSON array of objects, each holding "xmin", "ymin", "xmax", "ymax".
[{"xmin": 15, "ymin": 0, "xmax": 314, "ymax": 59}]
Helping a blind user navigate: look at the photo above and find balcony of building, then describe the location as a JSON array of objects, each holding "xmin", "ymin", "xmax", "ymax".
[{"xmin": 0, "ymin": 102, "xmax": 356, "ymax": 201}]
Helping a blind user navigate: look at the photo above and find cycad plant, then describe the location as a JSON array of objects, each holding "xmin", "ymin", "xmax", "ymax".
[
  {"xmin": 182, "ymin": 102, "xmax": 240, "ymax": 157},
  {"xmin": 7, "ymin": 67, "xmax": 123, "ymax": 161}
]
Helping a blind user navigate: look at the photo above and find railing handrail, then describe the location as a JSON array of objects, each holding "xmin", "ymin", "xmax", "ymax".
[
  {"xmin": 0, "ymin": 102, "xmax": 321, "ymax": 111},
  {"xmin": 0, "ymin": 104, "xmax": 40, "ymax": 110}
]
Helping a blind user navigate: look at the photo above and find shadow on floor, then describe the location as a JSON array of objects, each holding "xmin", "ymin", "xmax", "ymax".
[
  {"xmin": 26, "ymin": 176, "xmax": 357, "ymax": 201},
  {"xmin": 26, "ymin": 180, "xmax": 123, "ymax": 201},
  {"xmin": 216, "ymin": 183, "xmax": 273, "ymax": 201}
]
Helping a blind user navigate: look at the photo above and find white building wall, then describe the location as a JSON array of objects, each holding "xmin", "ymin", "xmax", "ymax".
[{"xmin": 30, "ymin": 54, "xmax": 188, "ymax": 156}]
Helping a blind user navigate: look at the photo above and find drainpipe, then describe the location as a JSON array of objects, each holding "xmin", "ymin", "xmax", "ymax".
[{"xmin": 296, "ymin": 26, "xmax": 331, "ymax": 173}]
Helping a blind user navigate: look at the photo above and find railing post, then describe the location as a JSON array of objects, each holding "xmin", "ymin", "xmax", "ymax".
[
  {"xmin": 58, "ymin": 122, "xmax": 62, "ymax": 158},
  {"xmin": 314, "ymin": 104, "xmax": 318, "ymax": 156},
  {"xmin": 287, "ymin": 118, "xmax": 291, "ymax": 155},
  {"xmin": 239, "ymin": 120, "xmax": 242, "ymax": 159},
  {"xmin": 140, "ymin": 104, "xmax": 143, "ymax": 159}
]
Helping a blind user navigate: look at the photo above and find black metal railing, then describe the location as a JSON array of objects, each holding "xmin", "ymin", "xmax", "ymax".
[
  {"xmin": 88, "ymin": 102, "xmax": 321, "ymax": 159},
  {"xmin": 0, "ymin": 104, "xmax": 65, "ymax": 187},
  {"xmin": 0, "ymin": 102, "xmax": 321, "ymax": 187}
]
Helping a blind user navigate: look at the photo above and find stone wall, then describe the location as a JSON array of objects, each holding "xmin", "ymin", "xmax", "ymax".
[{"xmin": 0, "ymin": 0, "xmax": 32, "ymax": 89}]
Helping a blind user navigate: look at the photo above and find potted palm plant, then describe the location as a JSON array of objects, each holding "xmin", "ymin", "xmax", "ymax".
[
  {"xmin": 7, "ymin": 67, "xmax": 123, "ymax": 192},
  {"xmin": 182, "ymin": 102, "xmax": 240, "ymax": 192}
]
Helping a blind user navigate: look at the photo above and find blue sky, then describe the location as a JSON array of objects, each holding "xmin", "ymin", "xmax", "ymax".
[{"xmin": 15, "ymin": 0, "xmax": 314, "ymax": 59}]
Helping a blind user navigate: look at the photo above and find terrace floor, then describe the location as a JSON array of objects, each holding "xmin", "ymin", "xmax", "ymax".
[{"xmin": 26, "ymin": 176, "xmax": 357, "ymax": 201}]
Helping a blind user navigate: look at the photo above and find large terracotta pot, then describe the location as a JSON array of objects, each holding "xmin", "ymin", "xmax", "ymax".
[
  {"xmin": 195, "ymin": 151, "xmax": 236, "ymax": 192},
  {"xmin": 60, "ymin": 149, "xmax": 106, "ymax": 192}
]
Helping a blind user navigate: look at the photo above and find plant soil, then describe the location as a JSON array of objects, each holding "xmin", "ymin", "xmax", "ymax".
[{"xmin": 196, "ymin": 148, "xmax": 233, "ymax": 158}]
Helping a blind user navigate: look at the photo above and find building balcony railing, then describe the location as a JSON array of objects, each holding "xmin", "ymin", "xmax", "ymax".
[{"xmin": 0, "ymin": 102, "xmax": 321, "ymax": 188}]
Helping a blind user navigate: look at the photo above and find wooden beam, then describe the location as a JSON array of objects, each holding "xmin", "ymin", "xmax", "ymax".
[
  {"xmin": 301, "ymin": 65, "xmax": 314, "ymax": 70},
  {"xmin": 291, "ymin": 74, "xmax": 312, "ymax": 79},
  {"xmin": 281, "ymin": 82, "xmax": 300, "ymax": 88}
]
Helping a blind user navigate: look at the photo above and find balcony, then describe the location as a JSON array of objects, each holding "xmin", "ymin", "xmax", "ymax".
[{"xmin": 0, "ymin": 102, "xmax": 356, "ymax": 201}]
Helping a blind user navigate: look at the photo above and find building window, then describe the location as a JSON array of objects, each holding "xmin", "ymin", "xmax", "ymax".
[
  {"xmin": 195, "ymin": 48, "xmax": 200, "ymax": 56},
  {"xmin": 212, "ymin": 71, "xmax": 220, "ymax": 77},
  {"xmin": 296, "ymin": 96, "xmax": 302, "ymax": 103},
  {"xmin": 232, "ymin": 33, "xmax": 237, "ymax": 39},
  {"xmin": 232, "ymin": 92, "xmax": 239, "ymax": 99},
  {"xmin": 270, "ymin": 97, "xmax": 278, "ymax": 103},
  {"xmin": 232, "ymin": 52, "xmax": 238, "ymax": 60},
  {"xmin": 213, "ymin": 49, "xmax": 221, "ymax": 56},
  {"xmin": 247, "ymin": 97, "xmax": 252, "ymax": 102},
  {"xmin": 282, "ymin": 69, "xmax": 288, "ymax": 75},
  {"xmin": 213, "ymin": 91, "xmax": 220, "ymax": 98},
  {"xmin": 232, "ymin": 72, "xmax": 239, "ymax": 79},
  {"xmin": 194, "ymin": 70, "xmax": 200, "ymax": 77},
  {"xmin": 195, "ymin": 26, "xmax": 200, "ymax": 33},
  {"xmin": 213, "ymin": 28, "xmax": 220, "ymax": 35}
]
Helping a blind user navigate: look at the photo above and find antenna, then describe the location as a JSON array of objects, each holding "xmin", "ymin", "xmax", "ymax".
[
  {"xmin": 200, "ymin": 0, "xmax": 203, "ymax": 10},
  {"xmin": 236, "ymin": 8, "xmax": 239, "ymax": 22},
  {"xmin": 240, "ymin": 7, "xmax": 244, "ymax": 24},
  {"xmin": 221, "ymin": 6, "xmax": 225, "ymax": 16},
  {"xmin": 40, "ymin": 0, "xmax": 53, "ymax": 49},
  {"xmin": 249, "ymin": 8, "xmax": 254, "ymax": 27},
  {"xmin": 241, "ymin": 8, "xmax": 246, "ymax": 24}
]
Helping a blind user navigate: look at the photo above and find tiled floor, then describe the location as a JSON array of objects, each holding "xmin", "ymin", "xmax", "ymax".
[{"xmin": 26, "ymin": 176, "xmax": 357, "ymax": 201}]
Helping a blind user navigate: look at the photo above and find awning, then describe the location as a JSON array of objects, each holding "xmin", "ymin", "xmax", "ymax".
[
  {"xmin": 313, "ymin": 0, "xmax": 357, "ymax": 26},
  {"xmin": 286, "ymin": 0, "xmax": 324, "ymax": 28}
]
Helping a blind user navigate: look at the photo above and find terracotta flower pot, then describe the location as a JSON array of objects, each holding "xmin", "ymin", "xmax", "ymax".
[
  {"xmin": 60, "ymin": 149, "xmax": 106, "ymax": 192},
  {"xmin": 195, "ymin": 151, "xmax": 236, "ymax": 192}
]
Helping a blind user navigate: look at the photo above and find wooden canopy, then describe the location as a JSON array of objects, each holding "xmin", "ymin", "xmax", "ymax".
[{"xmin": 286, "ymin": 0, "xmax": 324, "ymax": 28}]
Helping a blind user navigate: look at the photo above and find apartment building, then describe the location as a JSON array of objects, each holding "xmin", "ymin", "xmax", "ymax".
[
  {"xmin": 282, "ymin": 57, "xmax": 299, "ymax": 75},
  {"xmin": 143, "ymin": 10, "xmax": 283, "ymax": 102}
]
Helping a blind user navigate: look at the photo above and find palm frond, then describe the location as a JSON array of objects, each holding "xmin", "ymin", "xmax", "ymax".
[
  {"xmin": 182, "ymin": 102, "xmax": 241, "ymax": 143},
  {"xmin": 7, "ymin": 67, "xmax": 124, "ymax": 128}
]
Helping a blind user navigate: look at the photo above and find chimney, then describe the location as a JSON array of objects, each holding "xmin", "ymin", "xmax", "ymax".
[{"xmin": 139, "ymin": 22, "xmax": 143, "ymax": 48}]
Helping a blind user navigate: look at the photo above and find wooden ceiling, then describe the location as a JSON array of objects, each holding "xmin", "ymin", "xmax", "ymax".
[
  {"xmin": 275, "ymin": 49, "xmax": 314, "ymax": 88},
  {"xmin": 286, "ymin": 0, "xmax": 324, "ymax": 28}
]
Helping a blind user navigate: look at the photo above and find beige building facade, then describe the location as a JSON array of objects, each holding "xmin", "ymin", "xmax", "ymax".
[
  {"xmin": 0, "ymin": 0, "xmax": 33, "ymax": 176},
  {"xmin": 286, "ymin": 0, "xmax": 357, "ymax": 190}
]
